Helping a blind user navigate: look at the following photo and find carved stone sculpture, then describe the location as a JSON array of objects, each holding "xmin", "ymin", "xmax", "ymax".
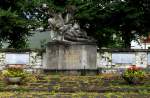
[{"xmin": 48, "ymin": 13, "xmax": 94, "ymax": 42}]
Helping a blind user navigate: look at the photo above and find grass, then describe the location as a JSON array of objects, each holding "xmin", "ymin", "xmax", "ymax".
[
  {"xmin": 0, "ymin": 73, "xmax": 150, "ymax": 97},
  {"xmin": 0, "ymin": 92, "xmax": 149, "ymax": 97}
]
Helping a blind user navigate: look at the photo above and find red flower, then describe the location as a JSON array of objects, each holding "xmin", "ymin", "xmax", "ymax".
[
  {"xmin": 128, "ymin": 65, "xmax": 143, "ymax": 71},
  {"xmin": 128, "ymin": 67, "xmax": 133, "ymax": 70}
]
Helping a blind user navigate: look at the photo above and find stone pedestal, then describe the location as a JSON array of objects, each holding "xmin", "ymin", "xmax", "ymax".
[{"xmin": 43, "ymin": 41, "xmax": 97, "ymax": 70}]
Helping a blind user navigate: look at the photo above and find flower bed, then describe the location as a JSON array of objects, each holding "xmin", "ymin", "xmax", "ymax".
[
  {"xmin": 2, "ymin": 66, "xmax": 27, "ymax": 84},
  {"xmin": 122, "ymin": 65, "xmax": 146, "ymax": 84}
]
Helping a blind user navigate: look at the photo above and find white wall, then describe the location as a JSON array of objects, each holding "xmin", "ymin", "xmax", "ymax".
[{"xmin": 131, "ymin": 40, "xmax": 150, "ymax": 49}]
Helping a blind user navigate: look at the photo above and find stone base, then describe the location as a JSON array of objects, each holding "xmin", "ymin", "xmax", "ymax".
[
  {"xmin": 43, "ymin": 69, "xmax": 98, "ymax": 75},
  {"xmin": 43, "ymin": 40, "xmax": 97, "ymax": 70}
]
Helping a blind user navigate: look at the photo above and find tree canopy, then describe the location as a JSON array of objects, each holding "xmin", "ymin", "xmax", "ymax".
[
  {"xmin": 0, "ymin": 0, "xmax": 32, "ymax": 48},
  {"xmin": 25, "ymin": 0, "xmax": 150, "ymax": 48},
  {"xmin": 73, "ymin": 0, "xmax": 150, "ymax": 48},
  {"xmin": 0, "ymin": 0, "xmax": 150, "ymax": 48}
]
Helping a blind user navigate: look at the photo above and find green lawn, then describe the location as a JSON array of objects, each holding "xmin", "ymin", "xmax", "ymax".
[
  {"xmin": 0, "ymin": 74, "xmax": 150, "ymax": 97},
  {"xmin": 0, "ymin": 92, "xmax": 150, "ymax": 98}
]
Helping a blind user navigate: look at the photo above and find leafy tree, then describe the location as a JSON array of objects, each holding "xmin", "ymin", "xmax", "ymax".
[
  {"xmin": 0, "ymin": 0, "xmax": 32, "ymax": 48},
  {"xmin": 26, "ymin": 0, "xmax": 150, "ymax": 48},
  {"xmin": 73, "ymin": 0, "xmax": 149, "ymax": 48},
  {"xmin": 1, "ymin": 0, "xmax": 149, "ymax": 48}
]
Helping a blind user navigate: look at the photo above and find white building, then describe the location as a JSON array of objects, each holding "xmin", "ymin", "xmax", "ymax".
[{"xmin": 131, "ymin": 35, "xmax": 150, "ymax": 49}]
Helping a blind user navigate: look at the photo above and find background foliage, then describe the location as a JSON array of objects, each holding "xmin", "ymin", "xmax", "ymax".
[{"xmin": 0, "ymin": 0, "xmax": 150, "ymax": 48}]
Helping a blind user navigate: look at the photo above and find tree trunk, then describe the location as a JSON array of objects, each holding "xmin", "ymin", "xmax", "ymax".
[{"xmin": 122, "ymin": 31, "xmax": 131, "ymax": 48}]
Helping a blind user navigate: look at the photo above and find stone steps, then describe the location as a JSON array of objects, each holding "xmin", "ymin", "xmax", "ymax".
[
  {"xmin": 0, "ymin": 80, "xmax": 150, "ymax": 93},
  {"xmin": 0, "ymin": 75, "xmax": 150, "ymax": 94},
  {"xmin": 1, "ymin": 86, "xmax": 150, "ymax": 93},
  {"xmin": 16, "ymin": 77, "xmax": 150, "ymax": 93},
  {"xmin": 0, "ymin": 81, "xmax": 6, "ymax": 88},
  {"xmin": 2, "ymin": 93, "xmax": 150, "ymax": 98}
]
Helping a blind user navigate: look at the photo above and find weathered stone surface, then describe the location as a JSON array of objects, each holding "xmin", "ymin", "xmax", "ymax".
[
  {"xmin": 43, "ymin": 41, "xmax": 97, "ymax": 70},
  {"xmin": 0, "ymin": 52, "xmax": 5, "ymax": 70},
  {"xmin": 0, "ymin": 48, "xmax": 150, "ymax": 72},
  {"xmin": 135, "ymin": 52, "xmax": 147, "ymax": 67},
  {"xmin": 97, "ymin": 49, "xmax": 150, "ymax": 71},
  {"xmin": 0, "ymin": 51, "xmax": 43, "ymax": 71}
]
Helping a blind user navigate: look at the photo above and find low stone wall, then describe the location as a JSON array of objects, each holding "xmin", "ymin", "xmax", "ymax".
[
  {"xmin": 0, "ymin": 49, "xmax": 44, "ymax": 72},
  {"xmin": 97, "ymin": 49, "xmax": 150, "ymax": 69},
  {"xmin": 0, "ymin": 49, "xmax": 150, "ymax": 74}
]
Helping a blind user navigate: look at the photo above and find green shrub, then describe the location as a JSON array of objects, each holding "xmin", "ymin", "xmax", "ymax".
[
  {"xmin": 122, "ymin": 65, "xmax": 146, "ymax": 84},
  {"xmin": 23, "ymin": 73, "xmax": 38, "ymax": 83},
  {"xmin": 2, "ymin": 67, "xmax": 26, "ymax": 78}
]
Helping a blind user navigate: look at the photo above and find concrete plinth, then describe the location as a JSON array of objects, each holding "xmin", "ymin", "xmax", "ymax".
[{"xmin": 43, "ymin": 41, "xmax": 97, "ymax": 70}]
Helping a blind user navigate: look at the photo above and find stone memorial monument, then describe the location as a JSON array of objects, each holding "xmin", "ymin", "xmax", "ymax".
[{"xmin": 43, "ymin": 13, "xmax": 97, "ymax": 72}]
